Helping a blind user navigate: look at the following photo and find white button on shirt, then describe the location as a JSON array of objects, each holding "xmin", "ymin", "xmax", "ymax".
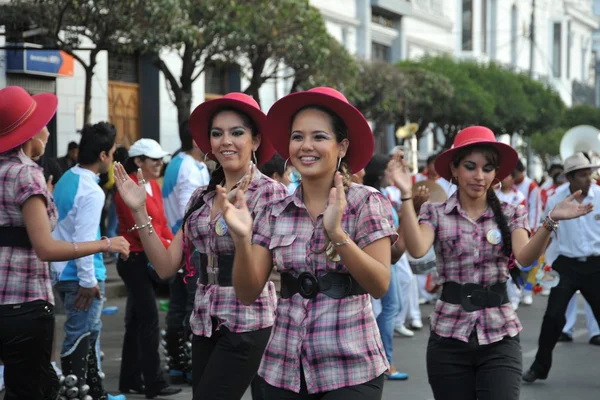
[{"xmin": 545, "ymin": 184, "xmax": 600, "ymax": 260}]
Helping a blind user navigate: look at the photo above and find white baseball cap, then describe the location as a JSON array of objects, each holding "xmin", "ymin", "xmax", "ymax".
[{"xmin": 128, "ymin": 138, "xmax": 170, "ymax": 159}]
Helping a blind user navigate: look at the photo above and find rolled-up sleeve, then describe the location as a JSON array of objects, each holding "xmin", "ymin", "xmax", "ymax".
[
  {"xmin": 509, "ymin": 204, "xmax": 531, "ymax": 234},
  {"xmin": 354, "ymin": 192, "xmax": 398, "ymax": 249},
  {"xmin": 418, "ymin": 201, "xmax": 438, "ymax": 232}
]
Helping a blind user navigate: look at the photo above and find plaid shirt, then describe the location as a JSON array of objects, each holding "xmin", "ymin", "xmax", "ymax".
[
  {"xmin": 186, "ymin": 170, "xmax": 287, "ymax": 336},
  {"xmin": 418, "ymin": 192, "xmax": 530, "ymax": 345},
  {"xmin": 0, "ymin": 150, "xmax": 57, "ymax": 305},
  {"xmin": 252, "ymin": 184, "xmax": 397, "ymax": 393}
]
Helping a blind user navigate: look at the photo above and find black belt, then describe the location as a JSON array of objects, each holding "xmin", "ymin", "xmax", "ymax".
[
  {"xmin": 0, "ymin": 226, "xmax": 32, "ymax": 248},
  {"xmin": 441, "ymin": 281, "xmax": 509, "ymax": 312},
  {"xmin": 197, "ymin": 254, "xmax": 234, "ymax": 286},
  {"xmin": 280, "ymin": 272, "xmax": 367, "ymax": 300}
]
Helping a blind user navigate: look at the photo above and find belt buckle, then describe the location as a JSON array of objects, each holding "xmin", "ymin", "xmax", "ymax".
[
  {"xmin": 460, "ymin": 283, "xmax": 486, "ymax": 312},
  {"xmin": 297, "ymin": 272, "xmax": 319, "ymax": 299},
  {"xmin": 577, "ymin": 257, "xmax": 588, "ymax": 263}
]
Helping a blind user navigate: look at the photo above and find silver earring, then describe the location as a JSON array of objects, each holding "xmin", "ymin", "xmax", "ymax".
[
  {"xmin": 336, "ymin": 157, "xmax": 342, "ymax": 171},
  {"xmin": 204, "ymin": 152, "xmax": 212, "ymax": 163},
  {"xmin": 284, "ymin": 158, "xmax": 290, "ymax": 171},
  {"xmin": 252, "ymin": 151, "xmax": 258, "ymax": 165}
]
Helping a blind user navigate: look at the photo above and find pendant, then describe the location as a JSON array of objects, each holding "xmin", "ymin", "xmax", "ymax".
[
  {"xmin": 215, "ymin": 218, "xmax": 228, "ymax": 237},
  {"xmin": 325, "ymin": 242, "xmax": 341, "ymax": 262}
]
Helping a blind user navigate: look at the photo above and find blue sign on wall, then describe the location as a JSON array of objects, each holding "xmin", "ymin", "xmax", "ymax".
[{"xmin": 6, "ymin": 45, "xmax": 74, "ymax": 77}]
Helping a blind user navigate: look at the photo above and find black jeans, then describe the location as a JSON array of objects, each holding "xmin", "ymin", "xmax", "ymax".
[
  {"xmin": 427, "ymin": 331, "xmax": 522, "ymax": 400},
  {"xmin": 117, "ymin": 253, "xmax": 168, "ymax": 395},
  {"xmin": 191, "ymin": 325, "xmax": 271, "ymax": 400},
  {"xmin": 263, "ymin": 372, "xmax": 385, "ymax": 400},
  {"xmin": 0, "ymin": 300, "xmax": 59, "ymax": 400},
  {"xmin": 530, "ymin": 255, "xmax": 600, "ymax": 377},
  {"xmin": 166, "ymin": 272, "xmax": 188, "ymax": 331}
]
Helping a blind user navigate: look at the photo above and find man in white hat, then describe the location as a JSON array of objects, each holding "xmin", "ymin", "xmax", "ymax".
[{"xmin": 524, "ymin": 152, "xmax": 600, "ymax": 383}]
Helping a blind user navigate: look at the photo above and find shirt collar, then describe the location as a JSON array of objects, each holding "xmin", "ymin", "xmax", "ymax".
[
  {"xmin": 272, "ymin": 183, "xmax": 354, "ymax": 217},
  {"xmin": 203, "ymin": 165, "xmax": 264, "ymax": 203},
  {"xmin": 443, "ymin": 191, "xmax": 493, "ymax": 218},
  {"xmin": 73, "ymin": 165, "xmax": 101, "ymax": 183}
]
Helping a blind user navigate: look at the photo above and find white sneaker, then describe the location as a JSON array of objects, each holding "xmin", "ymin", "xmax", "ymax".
[
  {"xmin": 409, "ymin": 319, "xmax": 423, "ymax": 330},
  {"xmin": 522, "ymin": 294, "xmax": 533, "ymax": 305},
  {"xmin": 511, "ymin": 301, "xmax": 519, "ymax": 311},
  {"xmin": 394, "ymin": 325, "xmax": 415, "ymax": 337}
]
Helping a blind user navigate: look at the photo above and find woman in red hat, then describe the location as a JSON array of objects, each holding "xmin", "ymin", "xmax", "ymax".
[
  {"xmin": 388, "ymin": 125, "xmax": 593, "ymax": 400},
  {"xmin": 113, "ymin": 92, "xmax": 288, "ymax": 399},
  {"xmin": 215, "ymin": 87, "xmax": 398, "ymax": 399},
  {"xmin": 0, "ymin": 86, "xmax": 130, "ymax": 399}
]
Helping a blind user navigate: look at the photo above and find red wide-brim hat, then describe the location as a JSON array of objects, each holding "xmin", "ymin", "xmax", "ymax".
[
  {"xmin": 0, "ymin": 86, "xmax": 58, "ymax": 153},
  {"xmin": 266, "ymin": 87, "xmax": 374, "ymax": 174},
  {"xmin": 188, "ymin": 93, "xmax": 274, "ymax": 166},
  {"xmin": 434, "ymin": 126, "xmax": 518, "ymax": 181}
]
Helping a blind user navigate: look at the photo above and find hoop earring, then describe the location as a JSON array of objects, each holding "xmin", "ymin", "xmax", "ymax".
[
  {"xmin": 284, "ymin": 158, "xmax": 290, "ymax": 171},
  {"xmin": 204, "ymin": 152, "xmax": 212, "ymax": 163},
  {"xmin": 252, "ymin": 151, "xmax": 258, "ymax": 165},
  {"xmin": 336, "ymin": 157, "xmax": 342, "ymax": 172},
  {"xmin": 452, "ymin": 176, "xmax": 458, "ymax": 184}
]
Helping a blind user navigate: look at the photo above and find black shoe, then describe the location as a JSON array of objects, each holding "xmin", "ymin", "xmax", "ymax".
[
  {"xmin": 589, "ymin": 335, "xmax": 600, "ymax": 346},
  {"xmin": 146, "ymin": 386, "xmax": 182, "ymax": 399},
  {"xmin": 522, "ymin": 369, "xmax": 544, "ymax": 383},
  {"xmin": 120, "ymin": 385, "xmax": 145, "ymax": 394},
  {"xmin": 557, "ymin": 332, "xmax": 573, "ymax": 342}
]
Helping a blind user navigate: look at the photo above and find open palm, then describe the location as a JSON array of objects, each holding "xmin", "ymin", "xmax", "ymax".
[
  {"xmin": 114, "ymin": 162, "xmax": 147, "ymax": 212},
  {"xmin": 550, "ymin": 190, "xmax": 594, "ymax": 221},
  {"xmin": 214, "ymin": 186, "xmax": 253, "ymax": 241}
]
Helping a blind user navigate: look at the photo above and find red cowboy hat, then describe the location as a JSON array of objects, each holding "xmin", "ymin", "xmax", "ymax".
[
  {"xmin": 188, "ymin": 92, "xmax": 274, "ymax": 166},
  {"xmin": 0, "ymin": 86, "xmax": 58, "ymax": 154},
  {"xmin": 434, "ymin": 126, "xmax": 518, "ymax": 181},
  {"xmin": 266, "ymin": 87, "xmax": 374, "ymax": 174}
]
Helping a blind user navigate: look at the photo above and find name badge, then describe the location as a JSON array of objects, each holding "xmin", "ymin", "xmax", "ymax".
[{"xmin": 486, "ymin": 229, "xmax": 502, "ymax": 245}]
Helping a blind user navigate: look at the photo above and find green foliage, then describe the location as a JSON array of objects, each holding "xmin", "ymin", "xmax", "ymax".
[
  {"xmin": 515, "ymin": 74, "xmax": 565, "ymax": 134},
  {"xmin": 530, "ymin": 127, "xmax": 566, "ymax": 166},
  {"xmin": 562, "ymin": 105, "xmax": 600, "ymax": 128}
]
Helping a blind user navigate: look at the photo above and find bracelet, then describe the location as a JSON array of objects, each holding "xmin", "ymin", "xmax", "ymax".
[
  {"xmin": 128, "ymin": 216, "xmax": 154, "ymax": 235},
  {"xmin": 101, "ymin": 236, "xmax": 111, "ymax": 250},
  {"xmin": 542, "ymin": 215, "xmax": 559, "ymax": 233},
  {"xmin": 401, "ymin": 196, "xmax": 413, "ymax": 202},
  {"xmin": 332, "ymin": 233, "xmax": 351, "ymax": 248}
]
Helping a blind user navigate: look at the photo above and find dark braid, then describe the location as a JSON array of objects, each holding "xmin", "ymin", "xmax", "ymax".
[
  {"xmin": 486, "ymin": 187, "xmax": 512, "ymax": 257},
  {"xmin": 181, "ymin": 166, "xmax": 225, "ymax": 234}
]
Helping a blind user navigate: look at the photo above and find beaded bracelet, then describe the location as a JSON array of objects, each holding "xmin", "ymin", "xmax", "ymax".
[
  {"xmin": 542, "ymin": 215, "xmax": 559, "ymax": 233},
  {"xmin": 128, "ymin": 216, "xmax": 154, "ymax": 235}
]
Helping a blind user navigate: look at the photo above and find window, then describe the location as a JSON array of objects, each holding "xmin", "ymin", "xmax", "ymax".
[
  {"xmin": 553, "ymin": 22, "xmax": 562, "ymax": 78},
  {"xmin": 481, "ymin": 0, "xmax": 487, "ymax": 54},
  {"xmin": 372, "ymin": 42, "xmax": 391, "ymax": 63},
  {"xmin": 462, "ymin": 0, "xmax": 473, "ymax": 51},
  {"xmin": 205, "ymin": 63, "xmax": 228, "ymax": 97},
  {"xmin": 567, "ymin": 22, "xmax": 571, "ymax": 79},
  {"xmin": 510, "ymin": 4, "xmax": 518, "ymax": 65},
  {"xmin": 371, "ymin": 12, "xmax": 394, "ymax": 28},
  {"xmin": 581, "ymin": 37, "xmax": 587, "ymax": 81}
]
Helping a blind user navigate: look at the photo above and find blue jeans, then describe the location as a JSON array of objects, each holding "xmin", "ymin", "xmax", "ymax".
[
  {"xmin": 376, "ymin": 263, "xmax": 402, "ymax": 366},
  {"xmin": 55, "ymin": 280, "xmax": 105, "ymax": 355}
]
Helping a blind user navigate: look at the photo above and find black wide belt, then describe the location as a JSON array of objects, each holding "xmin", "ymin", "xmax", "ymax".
[
  {"xmin": 280, "ymin": 272, "xmax": 367, "ymax": 300},
  {"xmin": 441, "ymin": 281, "xmax": 509, "ymax": 312},
  {"xmin": 0, "ymin": 226, "xmax": 32, "ymax": 248},
  {"xmin": 197, "ymin": 254, "xmax": 234, "ymax": 286}
]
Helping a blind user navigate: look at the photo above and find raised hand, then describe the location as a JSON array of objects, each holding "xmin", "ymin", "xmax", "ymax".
[
  {"xmin": 114, "ymin": 162, "xmax": 147, "ymax": 212},
  {"xmin": 227, "ymin": 163, "xmax": 255, "ymax": 203},
  {"xmin": 323, "ymin": 172, "xmax": 347, "ymax": 241},
  {"xmin": 387, "ymin": 152, "xmax": 413, "ymax": 196},
  {"xmin": 214, "ymin": 185, "xmax": 253, "ymax": 242},
  {"xmin": 549, "ymin": 190, "xmax": 594, "ymax": 221},
  {"xmin": 413, "ymin": 185, "xmax": 430, "ymax": 213}
]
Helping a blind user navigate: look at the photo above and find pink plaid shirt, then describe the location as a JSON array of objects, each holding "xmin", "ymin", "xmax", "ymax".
[
  {"xmin": 186, "ymin": 170, "xmax": 287, "ymax": 336},
  {"xmin": 0, "ymin": 150, "xmax": 57, "ymax": 305},
  {"xmin": 252, "ymin": 184, "xmax": 398, "ymax": 393},
  {"xmin": 418, "ymin": 192, "xmax": 530, "ymax": 345}
]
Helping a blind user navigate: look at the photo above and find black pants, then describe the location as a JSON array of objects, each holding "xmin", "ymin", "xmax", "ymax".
[
  {"xmin": 0, "ymin": 300, "xmax": 59, "ymax": 400},
  {"xmin": 166, "ymin": 267, "xmax": 198, "ymax": 338},
  {"xmin": 427, "ymin": 331, "xmax": 522, "ymax": 400},
  {"xmin": 263, "ymin": 371, "xmax": 385, "ymax": 399},
  {"xmin": 530, "ymin": 255, "xmax": 600, "ymax": 377},
  {"xmin": 117, "ymin": 253, "xmax": 168, "ymax": 396},
  {"xmin": 191, "ymin": 325, "xmax": 271, "ymax": 400}
]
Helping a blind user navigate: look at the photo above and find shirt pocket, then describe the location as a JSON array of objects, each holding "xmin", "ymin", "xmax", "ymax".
[
  {"xmin": 269, "ymin": 234, "xmax": 297, "ymax": 271},
  {"xmin": 437, "ymin": 230, "xmax": 464, "ymax": 260}
]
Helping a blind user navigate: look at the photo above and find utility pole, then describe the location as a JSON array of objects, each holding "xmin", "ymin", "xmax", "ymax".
[{"xmin": 526, "ymin": 0, "xmax": 536, "ymax": 177}]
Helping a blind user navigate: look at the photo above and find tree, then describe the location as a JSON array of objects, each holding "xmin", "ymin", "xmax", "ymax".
[
  {"xmin": 7, "ymin": 0, "xmax": 170, "ymax": 126},
  {"xmin": 561, "ymin": 105, "xmax": 600, "ymax": 128},
  {"xmin": 530, "ymin": 127, "xmax": 565, "ymax": 169},
  {"xmin": 516, "ymin": 74, "xmax": 565, "ymax": 134},
  {"xmin": 225, "ymin": 0, "xmax": 333, "ymax": 104}
]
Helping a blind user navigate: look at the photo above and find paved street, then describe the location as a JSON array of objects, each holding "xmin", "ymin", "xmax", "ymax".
[{"xmin": 3, "ymin": 290, "xmax": 599, "ymax": 399}]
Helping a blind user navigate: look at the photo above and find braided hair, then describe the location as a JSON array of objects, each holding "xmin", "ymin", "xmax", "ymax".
[
  {"xmin": 452, "ymin": 145, "xmax": 512, "ymax": 259},
  {"xmin": 291, "ymin": 105, "xmax": 352, "ymax": 258},
  {"xmin": 181, "ymin": 107, "xmax": 258, "ymax": 235}
]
